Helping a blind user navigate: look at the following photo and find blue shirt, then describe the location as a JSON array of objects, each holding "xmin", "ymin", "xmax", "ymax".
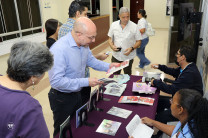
[
  {"xmin": 58, "ymin": 18, "xmax": 75, "ymax": 39},
  {"xmin": 171, "ymin": 121, "xmax": 193, "ymax": 138},
  {"xmin": 49, "ymin": 32, "xmax": 110, "ymax": 93}
]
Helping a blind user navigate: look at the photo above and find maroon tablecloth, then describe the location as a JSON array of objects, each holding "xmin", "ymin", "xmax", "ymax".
[{"xmin": 69, "ymin": 75, "xmax": 159, "ymax": 138}]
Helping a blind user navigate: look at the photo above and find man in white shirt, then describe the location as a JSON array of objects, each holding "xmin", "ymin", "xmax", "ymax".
[{"xmin": 108, "ymin": 7, "xmax": 142, "ymax": 75}]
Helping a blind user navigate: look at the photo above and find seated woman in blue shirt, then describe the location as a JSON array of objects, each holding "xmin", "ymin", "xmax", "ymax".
[{"xmin": 140, "ymin": 89, "xmax": 208, "ymax": 138}]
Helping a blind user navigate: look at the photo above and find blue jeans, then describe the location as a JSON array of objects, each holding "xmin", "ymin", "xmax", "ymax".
[{"xmin": 136, "ymin": 37, "xmax": 150, "ymax": 68}]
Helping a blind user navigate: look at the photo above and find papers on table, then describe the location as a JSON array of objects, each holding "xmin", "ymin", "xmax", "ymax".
[
  {"xmin": 118, "ymin": 96, "xmax": 155, "ymax": 106},
  {"xmin": 107, "ymin": 106, "xmax": 132, "ymax": 119},
  {"xmin": 126, "ymin": 114, "xmax": 154, "ymax": 138},
  {"xmin": 104, "ymin": 84, "xmax": 127, "ymax": 97},
  {"xmin": 112, "ymin": 74, "xmax": 130, "ymax": 84},
  {"xmin": 132, "ymin": 82, "xmax": 157, "ymax": 94},
  {"xmin": 96, "ymin": 119, "xmax": 121, "ymax": 136},
  {"xmin": 106, "ymin": 60, "xmax": 129, "ymax": 75}
]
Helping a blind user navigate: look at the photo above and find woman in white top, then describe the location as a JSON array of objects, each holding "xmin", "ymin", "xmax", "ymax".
[{"xmin": 136, "ymin": 9, "xmax": 150, "ymax": 68}]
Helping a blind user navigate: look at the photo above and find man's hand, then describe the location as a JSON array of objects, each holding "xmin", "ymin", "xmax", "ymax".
[
  {"xmin": 151, "ymin": 79, "xmax": 154, "ymax": 86},
  {"xmin": 141, "ymin": 117, "xmax": 154, "ymax": 126},
  {"xmin": 94, "ymin": 53, "xmax": 109, "ymax": 60},
  {"xmin": 124, "ymin": 47, "xmax": 132, "ymax": 56},
  {"xmin": 151, "ymin": 64, "xmax": 159, "ymax": 69},
  {"xmin": 109, "ymin": 63, "xmax": 120, "ymax": 68},
  {"xmin": 111, "ymin": 45, "xmax": 120, "ymax": 52},
  {"xmin": 88, "ymin": 78, "xmax": 103, "ymax": 87}
]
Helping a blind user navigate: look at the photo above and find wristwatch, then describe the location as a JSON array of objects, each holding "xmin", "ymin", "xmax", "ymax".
[{"xmin": 131, "ymin": 47, "xmax": 134, "ymax": 51}]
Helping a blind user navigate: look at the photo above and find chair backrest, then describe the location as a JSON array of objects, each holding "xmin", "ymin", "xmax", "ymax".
[{"xmin": 59, "ymin": 115, "xmax": 73, "ymax": 138}]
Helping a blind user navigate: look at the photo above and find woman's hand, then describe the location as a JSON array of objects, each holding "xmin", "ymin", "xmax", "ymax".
[{"xmin": 141, "ymin": 117, "xmax": 154, "ymax": 126}]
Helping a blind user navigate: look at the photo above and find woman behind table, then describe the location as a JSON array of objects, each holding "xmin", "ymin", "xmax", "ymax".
[
  {"xmin": 45, "ymin": 18, "xmax": 62, "ymax": 48},
  {"xmin": 139, "ymin": 89, "xmax": 208, "ymax": 138},
  {"xmin": 0, "ymin": 41, "xmax": 53, "ymax": 137},
  {"xmin": 136, "ymin": 9, "xmax": 150, "ymax": 69}
]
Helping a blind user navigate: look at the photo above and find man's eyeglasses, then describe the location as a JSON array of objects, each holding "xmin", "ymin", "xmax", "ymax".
[{"xmin": 85, "ymin": 35, "xmax": 96, "ymax": 40}]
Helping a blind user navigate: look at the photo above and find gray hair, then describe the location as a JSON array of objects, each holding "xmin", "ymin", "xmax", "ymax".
[
  {"xmin": 7, "ymin": 41, "xmax": 54, "ymax": 83},
  {"xmin": 119, "ymin": 7, "xmax": 129, "ymax": 15},
  {"xmin": 73, "ymin": 18, "xmax": 87, "ymax": 33}
]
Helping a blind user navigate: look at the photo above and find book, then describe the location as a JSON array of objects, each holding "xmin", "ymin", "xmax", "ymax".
[
  {"xmin": 98, "ymin": 78, "xmax": 117, "ymax": 84},
  {"xmin": 107, "ymin": 106, "xmax": 132, "ymax": 119},
  {"xmin": 76, "ymin": 103, "xmax": 88, "ymax": 128},
  {"xmin": 132, "ymin": 82, "xmax": 157, "ymax": 94},
  {"xmin": 96, "ymin": 119, "xmax": 121, "ymax": 136},
  {"xmin": 104, "ymin": 84, "xmax": 127, "ymax": 97},
  {"xmin": 106, "ymin": 60, "xmax": 129, "ymax": 75},
  {"xmin": 126, "ymin": 114, "xmax": 154, "ymax": 138},
  {"xmin": 118, "ymin": 96, "xmax": 155, "ymax": 106},
  {"xmin": 88, "ymin": 88, "xmax": 98, "ymax": 111}
]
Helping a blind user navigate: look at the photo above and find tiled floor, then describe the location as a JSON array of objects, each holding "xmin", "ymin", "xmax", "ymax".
[{"xmin": 33, "ymin": 28, "xmax": 172, "ymax": 137}]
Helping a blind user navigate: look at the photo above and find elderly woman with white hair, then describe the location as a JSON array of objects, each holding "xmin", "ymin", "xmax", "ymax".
[{"xmin": 0, "ymin": 41, "xmax": 53, "ymax": 137}]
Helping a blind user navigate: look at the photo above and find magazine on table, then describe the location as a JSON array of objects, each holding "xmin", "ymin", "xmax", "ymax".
[
  {"xmin": 118, "ymin": 96, "xmax": 155, "ymax": 106},
  {"xmin": 105, "ymin": 83, "xmax": 124, "ymax": 89},
  {"xmin": 106, "ymin": 60, "xmax": 129, "ymax": 75},
  {"xmin": 104, "ymin": 84, "xmax": 127, "ymax": 97},
  {"xmin": 96, "ymin": 119, "xmax": 121, "ymax": 136},
  {"xmin": 107, "ymin": 106, "xmax": 132, "ymax": 119},
  {"xmin": 132, "ymin": 82, "xmax": 157, "ymax": 94},
  {"xmin": 126, "ymin": 114, "xmax": 154, "ymax": 138},
  {"xmin": 112, "ymin": 74, "xmax": 130, "ymax": 84}
]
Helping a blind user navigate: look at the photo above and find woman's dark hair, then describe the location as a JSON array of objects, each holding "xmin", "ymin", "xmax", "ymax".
[
  {"xmin": 45, "ymin": 19, "xmax": 58, "ymax": 39},
  {"xmin": 178, "ymin": 89, "xmax": 208, "ymax": 138},
  {"xmin": 179, "ymin": 45, "xmax": 196, "ymax": 63},
  {"xmin": 68, "ymin": 1, "xmax": 87, "ymax": 18},
  {"xmin": 138, "ymin": 9, "xmax": 147, "ymax": 18},
  {"xmin": 7, "ymin": 41, "xmax": 54, "ymax": 83}
]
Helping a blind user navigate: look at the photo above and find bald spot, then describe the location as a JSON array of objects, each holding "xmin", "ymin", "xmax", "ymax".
[{"xmin": 73, "ymin": 17, "xmax": 96, "ymax": 34}]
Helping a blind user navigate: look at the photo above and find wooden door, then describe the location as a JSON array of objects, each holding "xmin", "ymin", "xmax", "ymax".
[{"xmin": 130, "ymin": 0, "xmax": 144, "ymax": 23}]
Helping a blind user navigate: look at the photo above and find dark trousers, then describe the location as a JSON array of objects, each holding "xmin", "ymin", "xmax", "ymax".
[
  {"xmin": 111, "ymin": 56, "xmax": 134, "ymax": 75},
  {"xmin": 154, "ymin": 96, "xmax": 178, "ymax": 138},
  {"xmin": 48, "ymin": 87, "xmax": 90, "ymax": 136}
]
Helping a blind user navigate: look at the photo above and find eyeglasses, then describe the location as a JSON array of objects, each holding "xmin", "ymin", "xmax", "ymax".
[
  {"xmin": 84, "ymin": 35, "xmax": 96, "ymax": 41},
  {"xmin": 170, "ymin": 98, "xmax": 181, "ymax": 107}
]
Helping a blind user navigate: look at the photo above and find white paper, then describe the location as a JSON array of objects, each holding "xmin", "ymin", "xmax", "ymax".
[{"xmin": 126, "ymin": 115, "xmax": 154, "ymax": 138}]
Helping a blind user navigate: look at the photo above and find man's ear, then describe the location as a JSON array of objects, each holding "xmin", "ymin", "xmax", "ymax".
[{"xmin": 76, "ymin": 11, "xmax": 81, "ymax": 18}]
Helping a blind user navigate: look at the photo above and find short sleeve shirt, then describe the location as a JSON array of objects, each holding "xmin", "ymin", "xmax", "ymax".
[
  {"xmin": 137, "ymin": 18, "xmax": 148, "ymax": 39},
  {"xmin": 108, "ymin": 20, "xmax": 142, "ymax": 61}
]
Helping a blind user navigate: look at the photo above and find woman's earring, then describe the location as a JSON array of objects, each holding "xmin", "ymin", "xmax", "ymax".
[{"xmin": 32, "ymin": 80, "xmax": 35, "ymax": 90}]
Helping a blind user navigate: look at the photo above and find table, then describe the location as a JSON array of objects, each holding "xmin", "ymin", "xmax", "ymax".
[{"xmin": 70, "ymin": 75, "xmax": 160, "ymax": 138}]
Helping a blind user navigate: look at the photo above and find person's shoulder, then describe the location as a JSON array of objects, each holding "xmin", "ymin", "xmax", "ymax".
[
  {"xmin": 129, "ymin": 21, "xmax": 137, "ymax": 26},
  {"xmin": 112, "ymin": 20, "xmax": 120, "ymax": 25}
]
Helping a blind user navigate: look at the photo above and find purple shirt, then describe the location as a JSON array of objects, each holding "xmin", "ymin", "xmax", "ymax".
[{"xmin": 0, "ymin": 84, "xmax": 49, "ymax": 138}]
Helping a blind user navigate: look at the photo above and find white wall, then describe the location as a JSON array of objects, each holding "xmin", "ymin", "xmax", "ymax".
[
  {"xmin": 40, "ymin": 0, "xmax": 72, "ymax": 26},
  {"xmin": 123, "ymin": 0, "xmax": 130, "ymax": 10},
  {"xmin": 145, "ymin": 0, "xmax": 170, "ymax": 29},
  {"xmin": 100, "ymin": 0, "xmax": 113, "ymax": 24}
]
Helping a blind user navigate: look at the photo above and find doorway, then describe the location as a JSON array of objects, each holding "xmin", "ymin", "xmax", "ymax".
[
  {"xmin": 169, "ymin": 0, "xmax": 202, "ymax": 63},
  {"xmin": 130, "ymin": 0, "xmax": 144, "ymax": 23}
]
